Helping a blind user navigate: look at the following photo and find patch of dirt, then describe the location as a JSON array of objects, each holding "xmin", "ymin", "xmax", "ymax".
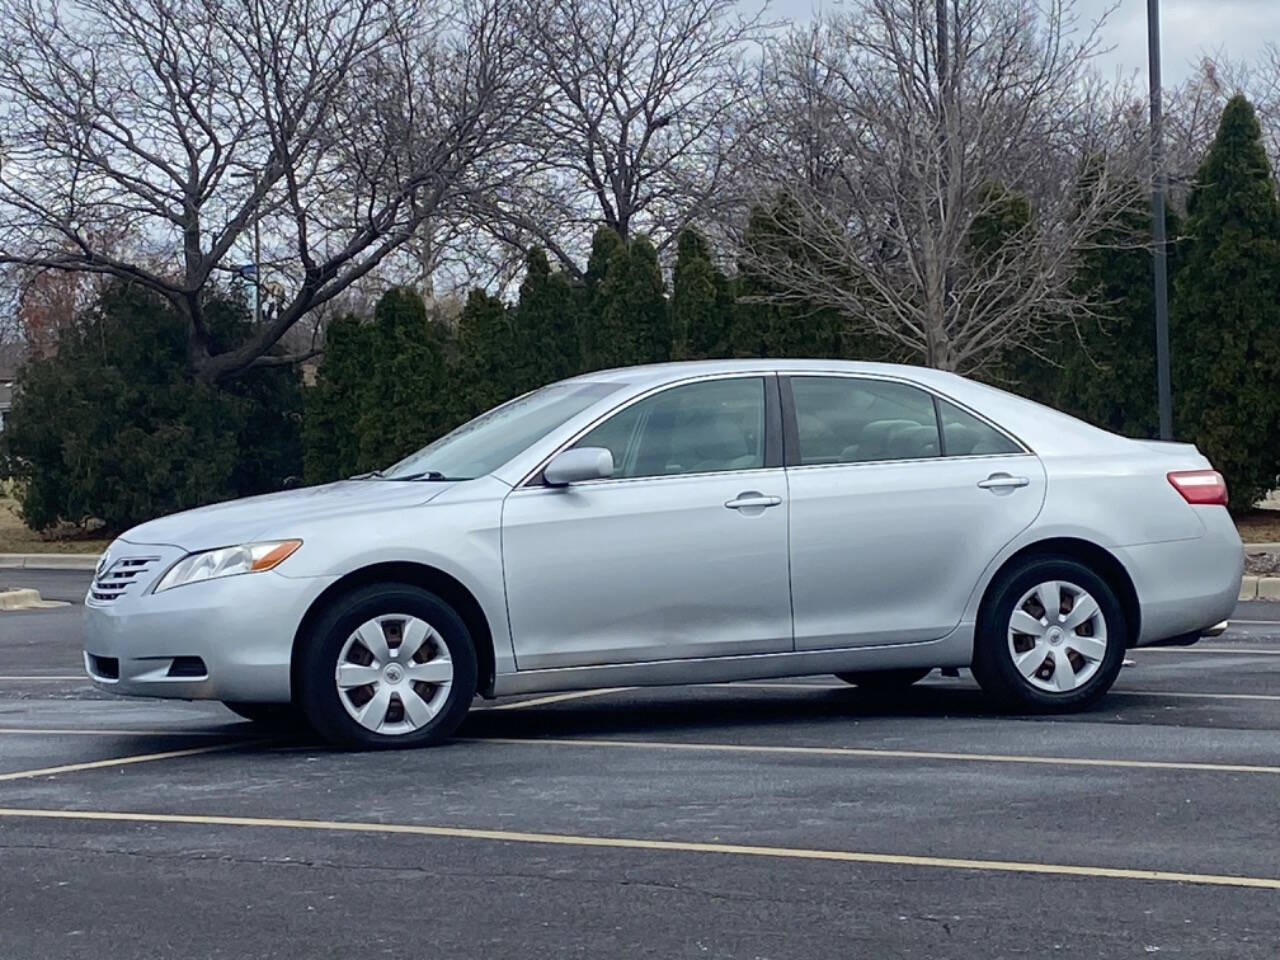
[
  {"xmin": 1235, "ymin": 509, "xmax": 1280, "ymax": 545},
  {"xmin": 0, "ymin": 497, "xmax": 110, "ymax": 554}
]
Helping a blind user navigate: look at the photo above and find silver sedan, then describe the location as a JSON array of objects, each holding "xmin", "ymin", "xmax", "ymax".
[{"xmin": 83, "ymin": 361, "xmax": 1243, "ymax": 747}]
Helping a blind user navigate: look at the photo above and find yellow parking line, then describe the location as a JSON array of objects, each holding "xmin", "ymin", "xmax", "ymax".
[
  {"xmin": 489, "ymin": 688, "xmax": 634, "ymax": 711},
  {"xmin": 467, "ymin": 736, "xmax": 1280, "ymax": 776},
  {"xmin": 0, "ymin": 742, "xmax": 246, "ymax": 782},
  {"xmin": 0, "ymin": 806, "xmax": 1274, "ymax": 890},
  {"xmin": 0, "ymin": 727, "xmax": 233, "ymax": 737}
]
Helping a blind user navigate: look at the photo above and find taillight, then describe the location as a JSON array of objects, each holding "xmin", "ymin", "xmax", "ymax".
[{"xmin": 1168, "ymin": 470, "xmax": 1228, "ymax": 506}]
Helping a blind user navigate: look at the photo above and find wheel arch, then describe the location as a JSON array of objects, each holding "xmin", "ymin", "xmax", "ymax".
[
  {"xmin": 976, "ymin": 538, "xmax": 1141, "ymax": 647},
  {"xmin": 290, "ymin": 561, "xmax": 497, "ymax": 699}
]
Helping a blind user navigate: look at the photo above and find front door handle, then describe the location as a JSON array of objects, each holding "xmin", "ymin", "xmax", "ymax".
[
  {"xmin": 977, "ymin": 473, "xmax": 1030, "ymax": 490},
  {"xmin": 725, "ymin": 493, "xmax": 783, "ymax": 510}
]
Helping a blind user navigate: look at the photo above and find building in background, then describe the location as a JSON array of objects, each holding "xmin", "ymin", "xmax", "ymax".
[{"xmin": 0, "ymin": 344, "xmax": 23, "ymax": 434}]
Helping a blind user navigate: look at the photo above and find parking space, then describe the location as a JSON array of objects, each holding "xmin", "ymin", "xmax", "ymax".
[{"xmin": 2, "ymin": 569, "xmax": 1279, "ymax": 958}]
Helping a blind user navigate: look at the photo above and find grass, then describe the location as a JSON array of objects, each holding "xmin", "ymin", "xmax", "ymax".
[{"xmin": 0, "ymin": 497, "xmax": 110, "ymax": 555}]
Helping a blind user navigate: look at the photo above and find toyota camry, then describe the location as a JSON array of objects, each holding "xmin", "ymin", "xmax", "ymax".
[{"xmin": 83, "ymin": 361, "xmax": 1243, "ymax": 747}]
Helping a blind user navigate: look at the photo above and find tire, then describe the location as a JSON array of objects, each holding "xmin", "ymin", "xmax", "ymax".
[
  {"xmin": 296, "ymin": 583, "xmax": 478, "ymax": 749},
  {"xmin": 222, "ymin": 701, "xmax": 307, "ymax": 728},
  {"xmin": 834, "ymin": 668, "xmax": 932, "ymax": 690},
  {"xmin": 970, "ymin": 555, "xmax": 1126, "ymax": 712}
]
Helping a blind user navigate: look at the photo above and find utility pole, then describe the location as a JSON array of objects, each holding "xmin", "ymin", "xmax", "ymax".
[
  {"xmin": 231, "ymin": 169, "xmax": 263, "ymax": 326},
  {"xmin": 250, "ymin": 168, "xmax": 261, "ymax": 327},
  {"xmin": 1148, "ymin": 0, "xmax": 1173, "ymax": 440}
]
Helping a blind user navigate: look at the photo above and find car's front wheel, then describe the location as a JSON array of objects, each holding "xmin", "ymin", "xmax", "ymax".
[
  {"xmin": 971, "ymin": 556, "xmax": 1126, "ymax": 711},
  {"xmin": 296, "ymin": 583, "xmax": 478, "ymax": 749}
]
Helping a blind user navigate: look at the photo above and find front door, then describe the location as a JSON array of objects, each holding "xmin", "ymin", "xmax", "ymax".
[
  {"xmin": 783, "ymin": 374, "xmax": 1047, "ymax": 650},
  {"xmin": 502, "ymin": 375, "xmax": 793, "ymax": 670}
]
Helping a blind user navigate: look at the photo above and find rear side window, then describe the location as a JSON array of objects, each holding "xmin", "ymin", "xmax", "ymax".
[
  {"xmin": 790, "ymin": 377, "xmax": 941, "ymax": 465},
  {"xmin": 937, "ymin": 399, "xmax": 1022, "ymax": 456}
]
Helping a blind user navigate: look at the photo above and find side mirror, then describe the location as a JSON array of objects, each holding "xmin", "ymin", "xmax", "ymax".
[{"xmin": 544, "ymin": 447, "xmax": 614, "ymax": 486}]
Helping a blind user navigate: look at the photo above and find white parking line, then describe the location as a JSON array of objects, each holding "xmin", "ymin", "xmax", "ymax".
[
  {"xmin": 1112, "ymin": 690, "xmax": 1280, "ymax": 703},
  {"xmin": 468, "ymin": 736, "xmax": 1280, "ymax": 776},
  {"xmin": 722, "ymin": 681, "xmax": 1280, "ymax": 702},
  {"xmin": 1129, "ymin": 647, "xmax": 1280, "ymax": 656},
  {"xmin": 0, "ymin": 727, "xmax": 234, "ymax": 737},
  {"xmin": 0, "ymin": 742, "xmax": 245, "ymax": 782},
  {"xmin": 0, "ymin": 675, "xmax": 84, "ymax": 681},
  {"xmin": 488, "ymin": 688, "xmax": 635, "ymax": 711}
]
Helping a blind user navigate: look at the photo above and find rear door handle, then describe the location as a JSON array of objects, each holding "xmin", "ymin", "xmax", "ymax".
[
  {"xmin": 725, "ymin": 493, "xmax": 783, "ymax": 510},
  {"xmin": 977, "ymin": 474, "xmax": 1030, "ymax": 490}
]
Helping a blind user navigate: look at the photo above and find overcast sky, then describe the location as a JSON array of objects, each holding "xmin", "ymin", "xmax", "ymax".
[{"xmin": 764, "ymin": 0, "xmax": 1275, "ymax": 84}]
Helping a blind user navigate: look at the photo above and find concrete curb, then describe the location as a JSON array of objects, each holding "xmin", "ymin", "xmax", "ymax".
[
  {"xmin": 0, "ymin": 553, "xmax": 99, "ymax": 571},
  {"xmin": 1240, "ymin": 576, "xmax": 1280, "ymax": 601},
  {"xmin": 0, "ymin": 588, "xmax": 69, "ymax": 610}
]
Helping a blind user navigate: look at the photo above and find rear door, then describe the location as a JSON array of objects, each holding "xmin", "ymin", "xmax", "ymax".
[{"xmin": 782, "ymin": 374, "xmax": 1046, "ymax": 650}]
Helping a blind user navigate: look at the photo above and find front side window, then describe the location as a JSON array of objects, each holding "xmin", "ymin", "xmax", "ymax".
[
  {"xmin": 574, "ymin": 377, "xmax": 767, "ymax": 480},
  {"xmin": 791, "ymin": 376, "xmax": 941, "ymax": 465}
]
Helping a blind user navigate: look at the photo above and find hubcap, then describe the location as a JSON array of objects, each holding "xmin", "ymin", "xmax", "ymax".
[
  {"xmin": 1007, "ymin": 580, "xmax": 1108, "ymax": 694},
  {"xmin": 335, "ymin": 614, "xmax": 453, "ymax": 735}
]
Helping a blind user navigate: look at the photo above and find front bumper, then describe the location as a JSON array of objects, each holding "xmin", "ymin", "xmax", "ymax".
[{"xmin": 83, "ymin": 554, "xmax": 336, "ymax": 703}]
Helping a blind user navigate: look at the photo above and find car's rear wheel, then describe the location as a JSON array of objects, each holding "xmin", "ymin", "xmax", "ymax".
[
  {"xmin": 222, "ymin": 701, "xmax": 306, "ymax": 728},
  {"xmin": 297, "ymin": 583, "xmax": 477, "ymax": 749},
  {"xmin": 834, "ymin": 668, "xmax": 932, "ymax": 690},
  {"xmin": 971, "ymin": 556, "xmax": 1126, "ymax": 711}
]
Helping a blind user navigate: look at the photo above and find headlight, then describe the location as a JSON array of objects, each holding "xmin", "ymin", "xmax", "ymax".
[{"xmin": 154, "ymin": 540, "xmax": 302, "ymax": 593}]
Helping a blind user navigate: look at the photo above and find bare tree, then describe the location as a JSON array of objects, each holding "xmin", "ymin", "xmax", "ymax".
[
  {"xmin": 488, "ymin": 0, "xmax": 765, "ymax": 273},
  {"xmin": 0, "ymin": 0, "xmax": 534, "ymax": 382},
  {"xmin": 738, "ymin": 0, "xmax": 1147, "ymax": 373},
  {"xmin": 1165, "ymin": 51, "xmax": 1280, "ymax": 198}
]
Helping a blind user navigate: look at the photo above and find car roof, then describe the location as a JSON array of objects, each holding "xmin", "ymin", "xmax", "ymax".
[{"xmin": 568, "ymin": 359, "xmax": 956, "ymax": 386}]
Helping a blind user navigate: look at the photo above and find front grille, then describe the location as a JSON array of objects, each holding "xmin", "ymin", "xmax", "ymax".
[{"xmin": 90, "ymin": 556, "xmax": 160, "ymax": 602}]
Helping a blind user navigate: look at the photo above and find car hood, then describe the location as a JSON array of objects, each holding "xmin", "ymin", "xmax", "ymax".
[{"xmin": 119, "ymin": 480, "xmax": 459, "ymax": 552}]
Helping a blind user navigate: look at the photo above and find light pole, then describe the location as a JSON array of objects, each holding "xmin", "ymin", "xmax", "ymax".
[
  {"xmin": 230, "ymin": 169, "xmax": 263, "ymax": 326},
  {"xmin": 1148, "ymin": 0, "xmax": 1173, "ymax": 440}
]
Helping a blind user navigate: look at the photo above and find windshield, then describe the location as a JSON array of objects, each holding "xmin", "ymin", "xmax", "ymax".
[{"xmin": 378, "ymin": 381, "xmax": 623, "ymax": 480}]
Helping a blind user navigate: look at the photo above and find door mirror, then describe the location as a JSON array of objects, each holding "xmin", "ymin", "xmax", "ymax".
[{"xmin": 544, "ymin": 447, "xmax": 614, "ymax": 486}]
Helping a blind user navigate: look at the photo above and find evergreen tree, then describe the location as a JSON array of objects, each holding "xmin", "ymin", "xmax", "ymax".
[
  {"xmin": 580, "ymin": 226, "xmax": 625, "ymax": 370},
  {"xmin": 1171, "ymin": 95, "xmax": 1280, "ymax": 509},
  {"xmin": 453, "ymin": 288, "xmax": 515, "ymax": 420},
  {"xmin": 1011, "ymin": 197, "xmax": 1176, "ymax": 440},
  {"xmin": 356, "ymin": 287, "xmax": 452, "ymax": 470},
  {"xmin": 594, "ymin": 234, "xmax": 669, "ymax": 367},
  {"xmin": 303, "ymin": 314, "xmax": 372, "ymax": 482},
  {"xmin": 511, "ymin": 247, "xmax": 580, "ymax": 389},
  {"xmin": 671, "ymin": 228, "xmax": 731, "ymax": 359},
  {"xmin": 3, "ymin": 282, "xmax": 301, "ymax": 532}
]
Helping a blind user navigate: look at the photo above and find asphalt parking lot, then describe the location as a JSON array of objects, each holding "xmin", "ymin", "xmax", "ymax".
[{"xmin": 2, "ymin": 569, "xmax": 1279, "ymax": 958}]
